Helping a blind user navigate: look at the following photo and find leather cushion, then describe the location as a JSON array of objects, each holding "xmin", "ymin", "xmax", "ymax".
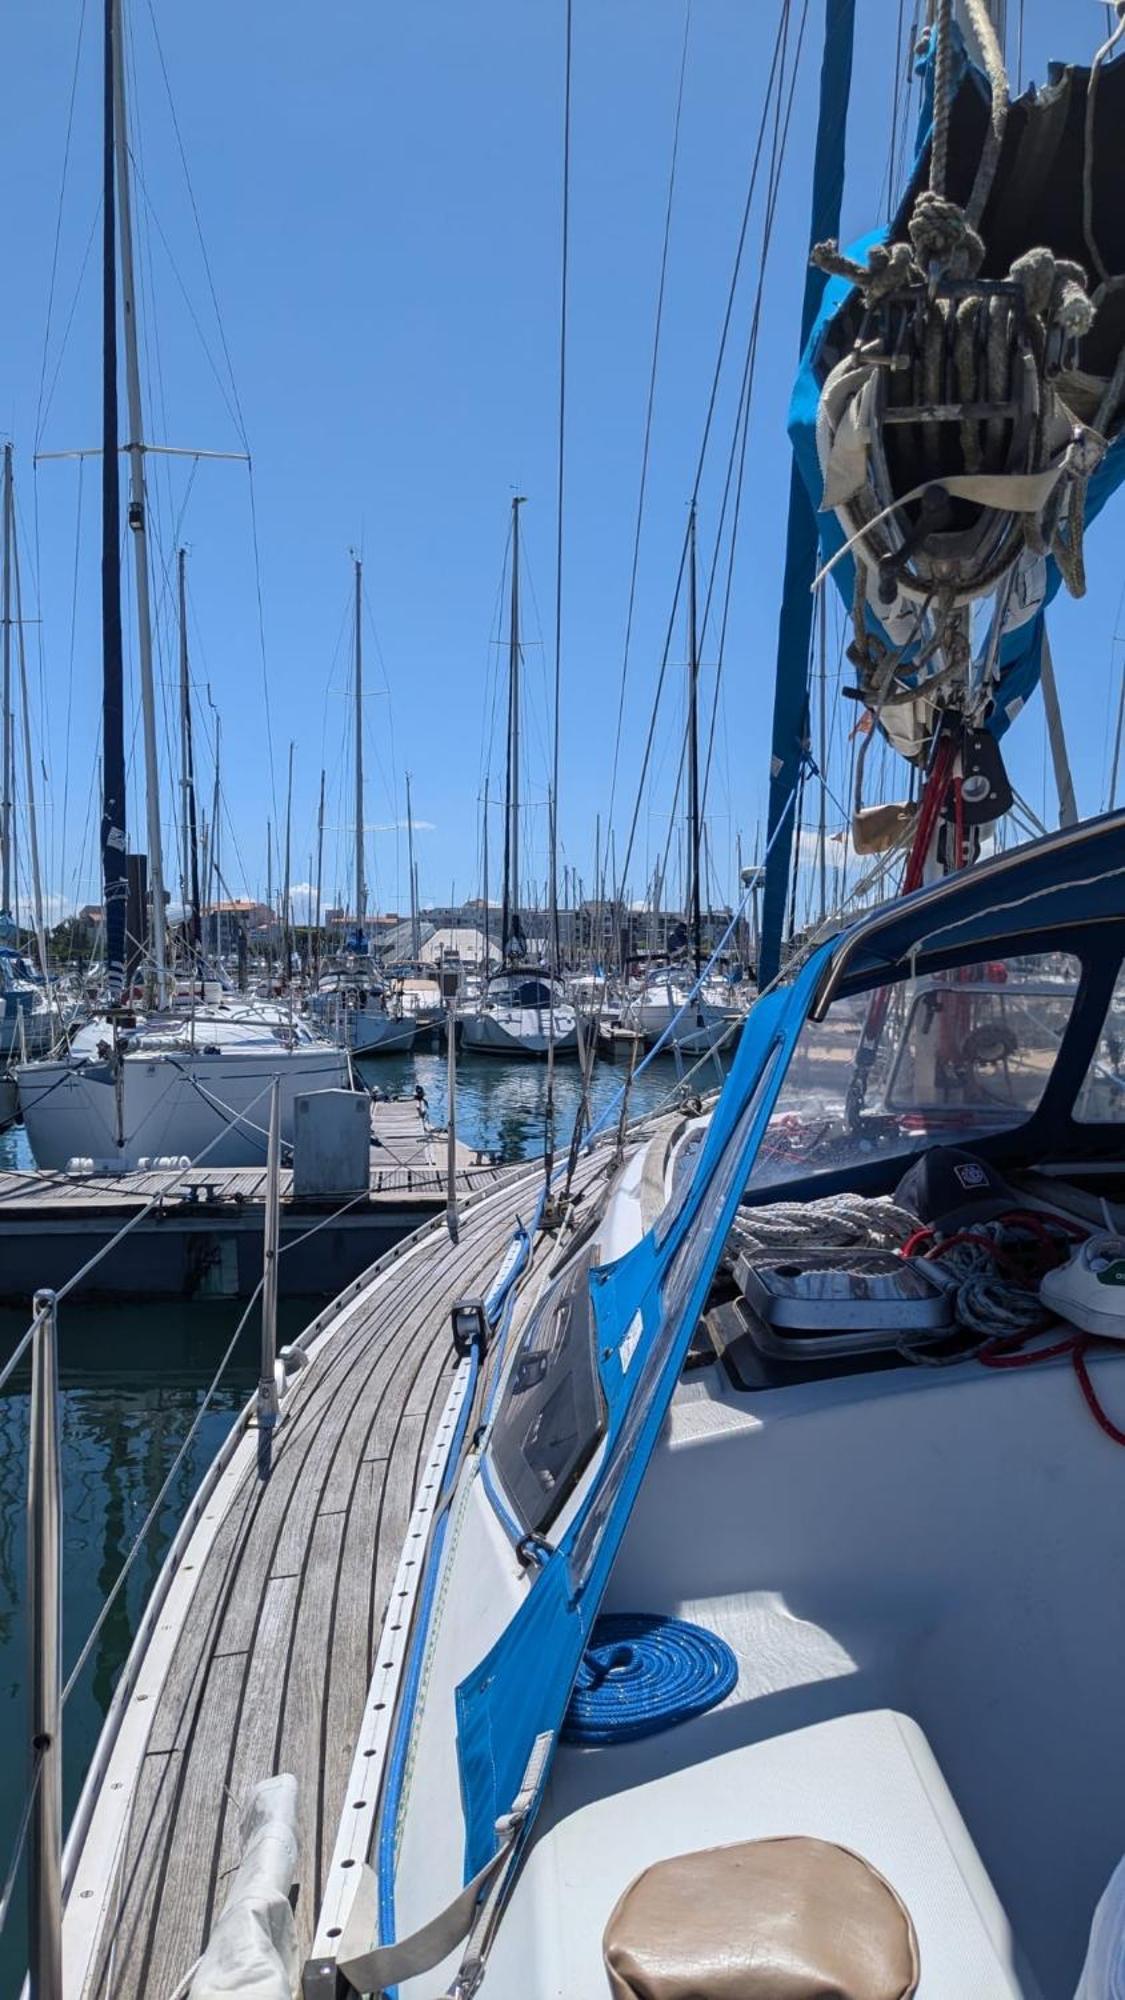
[{"xmin": 603, "ymin": 1834, "xmax": 920, "ymax": 1999}]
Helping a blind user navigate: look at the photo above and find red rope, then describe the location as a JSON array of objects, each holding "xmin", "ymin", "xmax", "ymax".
[
  {"xmin": 900, "ymin": 1209, "xmax": 1125, "ymax": 1444},
  {"xmin": 1071, "ymin": 1338, "xmax": 1125, "ymax": 1447}
]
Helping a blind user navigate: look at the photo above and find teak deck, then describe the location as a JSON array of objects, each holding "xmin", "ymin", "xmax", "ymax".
[{"xmin": 64, "ymin": 1158, "xmax": 564, "ymax": 2000}]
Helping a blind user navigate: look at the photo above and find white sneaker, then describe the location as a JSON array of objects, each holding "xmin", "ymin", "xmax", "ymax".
[{"xmin": 1041, "ymin": 1235, "xmax": 1125, "ymax": 1341}]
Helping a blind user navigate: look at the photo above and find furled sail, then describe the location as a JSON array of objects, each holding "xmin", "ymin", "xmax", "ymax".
[{"xmin": 791, "ymin": 17, "xmax": 1125, "ymax": 848}]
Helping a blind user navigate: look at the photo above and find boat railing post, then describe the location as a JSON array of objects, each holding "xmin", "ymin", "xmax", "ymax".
[
  {"xmin": 27, "ymin": 1286, "xmax": 62, "ymax": 2000},
  {"xmin": 258, "ymin": 1077, "xmax": 282, "ymax": 1440},
  {"xmin": 442, "ymin": 968, "xmax": 459, "ymax": 1243}
]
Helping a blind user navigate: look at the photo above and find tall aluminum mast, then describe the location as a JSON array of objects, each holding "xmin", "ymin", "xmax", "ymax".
[
  {"xmin": 353, "ymin": 556, "xmax": 365, "ymax": 942},
  {"xmin": 111, "ymin": 0, "xmax": 167, "ymax": 1003}
]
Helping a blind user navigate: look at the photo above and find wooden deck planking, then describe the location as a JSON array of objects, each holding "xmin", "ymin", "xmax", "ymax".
[{"xmin": 79, "ymin": 1157, "xmax": 578, "ymax": 2000}]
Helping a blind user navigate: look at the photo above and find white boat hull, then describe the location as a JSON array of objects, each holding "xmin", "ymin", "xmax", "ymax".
[
  {"xmin": 346, "ymin": 1009, "xmax": 416, "ymax": 1055},
  {"xmin": 626, "ymin": 997, "xmax": 739, "ymax": 1054},
  {"xmin": 16, "ymin": 1045, "xmax": 351, "ymax": 1170},
  {"xmin": 461, "ymin": 1007, "xmax": 580, "ymax": 1059}
]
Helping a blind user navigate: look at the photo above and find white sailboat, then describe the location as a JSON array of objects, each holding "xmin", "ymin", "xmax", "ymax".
[
  {"xmin": 18, "ymin": 1002, "xmax": 346, "ymax": 1171},
  {"xmin": 311, "ymin": 968, "xmax": 415, "ymax": 1055},
  {"xmin": 461, "ymin": 965, "xmax": 579, "ymax": 1059},
  {"xmin": 619, "ymin": 508, "xmax": 745, "ymax": 1057},
  {"xmin": 619, "ymin": 963, "xmax": 741, "ymax": 1054},
  {"xmin": 308, "ymin": 11, "xmax": 1125, "ymax": 1997},
  {"xmin": 16, "ymin": 13, "xmax": 350, "ymax": 1169},
  {"xmin": 320, "ymin": 814, "xmax": 1125, "ymax": 2000},
  {"xmin": 461, "ymin": 497, "xmax": 580, "ymax": 1061},
  {"xmin": 310, "ymin": 555, "xmax": 415, "ymax": 1059}
]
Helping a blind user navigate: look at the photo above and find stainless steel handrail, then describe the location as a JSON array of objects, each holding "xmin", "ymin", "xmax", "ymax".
[
  {"xmin": 258, "ymin": 1074, "xmax": 282, "ymax": 1435},
  {"xmin": 27, "ymin": 1287, "xmax": 61, "ymax": 2000}
]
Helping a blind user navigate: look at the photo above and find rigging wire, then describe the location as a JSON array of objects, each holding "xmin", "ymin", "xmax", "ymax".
[
  {"xmin": 605, "ymin": 0, "xmax": 693, "ymax": 840},
  {"xmin": 34, "ymin": 0, "xmax": 90, "ymax": 452},
  {"xmin": 144, "ymin": 0, "xmax": 250, "ymax": 448},
  {"xmin": 698, "ymin": 0, "xmax": 808, "ymax": 830},
  {"xmin": 549, "ymin": 0, "xmax": 573, "ymax": 976},
  {"xmin": 142, "ymin": 0, "xmax": 276, "ymax": 898},
  {"xmin": 613, "ymin": 0, "xmax": 793, "ymax": 911},
  {"xmin": 884, "ymin": 0, "xmax": 908, "ymax": 217},
  {"xmin": 544, "ymin": 0, "xmax": 574, "ymax": 1191}
]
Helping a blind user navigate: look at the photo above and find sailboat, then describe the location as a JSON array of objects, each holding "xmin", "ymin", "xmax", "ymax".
[
  {"xmin": 16, "ymin": 0, "xmax": 349, "ymax": 1172},
  {"xmin": 309, "ymin": 556, "xmax": 416, "ymax": 1057},
  {"xmin": 462, "ymin": 498, "xmax": 579, "ymax": 1060},
  {"xmin": 619, "ymin": 507, "xmax": 743, "ymax": 1056},
  {"xmin": 305, "ymin": 11, "xmax": 1125, "ymax": 2000}
]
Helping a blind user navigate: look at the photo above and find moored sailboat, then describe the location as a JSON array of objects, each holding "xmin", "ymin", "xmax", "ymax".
[
  {"xmin": 462, "ymin": 497, "xmax": 579, "ymax": 1060},
  {"xmin": 16, "ymin": 0, "xmax": 350, "ymax": 1171}
]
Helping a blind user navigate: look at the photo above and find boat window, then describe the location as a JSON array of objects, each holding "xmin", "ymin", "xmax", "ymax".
[
  {"xmin": 1074, "ymin": 962, "xmax": 1125, "ymax": 1121},
  {"xmin": 489, "ymin": 1248, "xmax": 604, "ymax": 1540},
  {"xmin": 509, "ymin": 979, "xmax": 553, "ymax": 1008},
  {"xmin": 747, "ymin": 952, "xmax": 1080, "ymax": 1192}
]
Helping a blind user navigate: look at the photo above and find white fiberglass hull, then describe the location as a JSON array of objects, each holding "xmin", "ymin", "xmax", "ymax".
[
  {"xmin": 16, "ymin": 1044, "xmax": 351, "ymax": 1171},
  {"xmin": 461, "ymin": 1006, "xmax": 580, "ymax": 1059},
  {"xmin": 346, "ymin": 1009, "xmax": 416, "ymax": 1055},
  {"xmin": 627, "ymin": 996, "xmax": 739, "ymax": 1054}
]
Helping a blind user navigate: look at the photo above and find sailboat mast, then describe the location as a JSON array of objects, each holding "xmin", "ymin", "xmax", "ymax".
[
  {"xmin": 283, "ymin": 740, "xmax": 294, "ymax": 982},
  {"xmin": 314, "ymin": 766, "xmax": 325, "ymax": 977},
  {"xmin": 482, "ymin": 786, "xmax": 490, "ymax": 969},
  {"xmin": 111, "ymin": 0, "xmax": 166, "ymax": 1006},
  {"xmin": 353, "ymin": 555, "xmax": 365, "ymax": 943},
  {"xmin": 12, "ymin": 505, "xmax": 51, "ymax": 991},
  {"xmin": 1, "ymin": 444, "xmax": 12, "ymax": 918},
  {"xmin": 501, "ymin": 496, "xmax": 523, "ymax": 959},
  {"xmin": 177, "ymin": 549, "xmax": 202, "ymax": 962},
  {"xmin": 101, "ymin": 0, "xmax": 128, "ymax": 1005},
  {"xmin": 406, "ymin": 769, "xmax": 419, "ymax": 958},
  {"xmin": 209, "ymin": 707, "xmax": 221, "ymax": 932},
  {"xmin": 687, "ymin": 501, "xmax": 702, "ymax": 975}
]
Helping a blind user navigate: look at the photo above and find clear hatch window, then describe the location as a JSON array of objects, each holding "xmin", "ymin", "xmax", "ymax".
[
  {"xmin": 489, "ymin": 1249, "xmax": 604, "ymax": 1539},
  {"xmin": 748, "ymin": 952, "xmax": 1080, "ymax": 1191}
]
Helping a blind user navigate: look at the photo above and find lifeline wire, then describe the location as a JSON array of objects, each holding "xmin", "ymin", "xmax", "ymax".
[{"xmin": 613, "ymin": 0, "xmax": 794, "ymax": 910}]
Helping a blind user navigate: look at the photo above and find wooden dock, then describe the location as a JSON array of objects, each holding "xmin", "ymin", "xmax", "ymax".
[
  {"xmin": 0, "ymin": 1098, "xmax": 508, "ymax": 1304},
  {"xmin": 59, "ymin": 1152, "xmax": 570, "ymax": 1997}
]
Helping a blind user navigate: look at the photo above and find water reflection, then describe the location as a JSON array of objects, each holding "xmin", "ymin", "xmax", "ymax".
[{"xmin": 355, "ymin": 1045, "xmax": 687, "ymax": 1163}]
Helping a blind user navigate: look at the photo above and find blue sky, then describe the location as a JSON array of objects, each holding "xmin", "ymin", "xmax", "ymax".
[{"xmin": 1, "ymin": 1, "xmax": 1121, "ymax": 927}]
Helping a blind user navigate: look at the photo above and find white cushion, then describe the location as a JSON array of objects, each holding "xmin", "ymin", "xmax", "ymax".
[{"xmin": 484, "ymin": 1710, "xmax": 1032, "ymax": 1999}]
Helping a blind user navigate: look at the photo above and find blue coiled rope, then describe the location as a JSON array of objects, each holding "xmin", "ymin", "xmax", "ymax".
[{"xmin": 562, "ymin": 1613, "xmax": 738, "ymax": 1745}]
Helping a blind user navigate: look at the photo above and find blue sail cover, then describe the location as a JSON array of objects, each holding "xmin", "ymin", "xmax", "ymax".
[
  {"xmin": 454, "ymin": 952, "xmax": 831, "ymax": 1878},
  {"xmin": 759, "ymin": 0, "xmax": 856, "ymax": 988}
]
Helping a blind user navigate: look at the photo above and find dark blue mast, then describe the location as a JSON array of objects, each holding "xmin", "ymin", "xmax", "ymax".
[
  {"xmin": 101, "ymin": 0, "xmax": 128, "ymax": 1002},
  {"xmin": 757, "ymin": 0, "xmax": 856, "ymax": 987}
]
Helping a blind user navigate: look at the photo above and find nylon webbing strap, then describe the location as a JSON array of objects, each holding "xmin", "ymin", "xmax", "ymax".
[{"xmin": 336, "ymin": 1732, "xmax": 553, "ymax": 1996}]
